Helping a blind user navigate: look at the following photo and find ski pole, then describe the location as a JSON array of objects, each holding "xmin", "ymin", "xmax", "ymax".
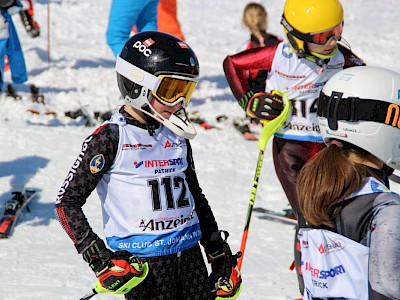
[
  {"xmin": 47, "ymin": 0, "xmax": 51, "ymax": 68},
  {"xmin": 79, "ymin": 289, "xmax": 97, "ymax": 300},
  {"xmin": 237, "ymin": 90, "xmax": 290, "ymax": 270}
]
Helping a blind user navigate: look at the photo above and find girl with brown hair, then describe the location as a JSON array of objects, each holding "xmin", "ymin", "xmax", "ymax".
[
  {"xmin": 237, "ymin": 2, "xmax": 282, "ymax": 93},
  {"xmin": 297, "ymin": 66, "xmax": 400, "ymax": 299}
]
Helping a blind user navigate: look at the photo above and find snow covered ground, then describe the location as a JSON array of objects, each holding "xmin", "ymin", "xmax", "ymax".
[{"xmin": 0, "ymin": 0, "xmax": 399, "ymax": 299}]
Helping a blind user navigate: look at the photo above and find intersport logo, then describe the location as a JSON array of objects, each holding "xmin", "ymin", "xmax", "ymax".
[{"xmin": 134, "ymin": 158, "xmax": 184, "ymax": 168}]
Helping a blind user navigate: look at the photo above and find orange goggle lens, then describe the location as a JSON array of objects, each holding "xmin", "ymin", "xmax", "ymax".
[
  {"xmin": 311, "ymin": 23, "xmax": 343, "ymax": 45},
  {"xmin": 152, "ymin": 76, "xmax": 197, "ymax": 106}
]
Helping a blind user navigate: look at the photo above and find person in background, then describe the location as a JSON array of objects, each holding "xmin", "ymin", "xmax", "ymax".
[
  {"xmin": 55, "ymin": 31, "xmax": 242, "ymax": 300},
  {"xmin": 223, "ymin": 0, "xmax": 365, "ymax": 294},
  {"xmin": 107, "ymin": 0, "xmax": 186, "ymax": 58},
  {"xmin": 106, "ymin": 0, "xmax": 159, "ymax": 57},
  {"xmin": 298, "ymin": 66, "xmax": 400, "ymax": 299},
  {"xmin": 4, "ymin": 0, "xmax": 40, "ymax": 99},
  {"xmin": 0, "ymin": 0, "xmax": 27, "ymax": 97},
  {"xmin": 230, "ymin": 2, "xmax": 283, "ymax": 136},
  {"xmin": 157, "ymin": 0, "xmax": 185, "ymax": 41},
  {"xmin": 237, "ymin": 2, "xmax": 282, "ymax": 93}
]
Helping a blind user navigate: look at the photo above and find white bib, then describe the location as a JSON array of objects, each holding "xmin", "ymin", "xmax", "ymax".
[
  {"xmin": 299, "ymin": 178, "xmax": 392, "ymax": 299},
  {"xmin": 97, "ymin": 113, "xmax": 201, "ymax": 257},
  {"xmin": 299, "ymin": 228, "xmax": 369, "ymax": 300},
  {"xmin": 267, "ymin": 42, "xmax": 345, "ymax": 142}
]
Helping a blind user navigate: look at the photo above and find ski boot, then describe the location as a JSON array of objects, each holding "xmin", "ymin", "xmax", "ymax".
[
  {"xmin": 65, "ymin": 109, "xmax": 85, "ymax": 119},
  {"xmin": 6, "ymin": 84, "xmax": 22, "ymax": 100},
  {"xmin": 30, "ymin": 85, "xmax": 45, "ymax": 103},
  {"xmin": 94, "ymin": 110, "xmax": 113, "ymax": 122},
  {"xmin": 5, "ymin": 192, "xmax": 25, "ymax": 215}
]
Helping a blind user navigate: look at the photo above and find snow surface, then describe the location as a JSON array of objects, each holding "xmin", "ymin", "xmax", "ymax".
[{"xmin": 0, "ymin": 0, "xmax": 399, "ymax": 299}]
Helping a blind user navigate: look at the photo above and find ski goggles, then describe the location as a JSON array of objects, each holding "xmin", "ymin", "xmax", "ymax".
[
  {"xmin": 281, "ymin": 15, "xmax": 343, "ymax": 48},
  {"xmin": 151, "ymin": 75, "xmax": 197, "ymax": 106},
  {"xmin": 308, "ymin": 23, "xmax": 343, "ymax": 47},
  {"xmin": 116, "ymin": 56, "xmax": 198, "ymax": 106}
]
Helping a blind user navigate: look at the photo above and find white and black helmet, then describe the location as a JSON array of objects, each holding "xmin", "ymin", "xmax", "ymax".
[
  {"xmin": 318, "ymin": 66, "xmax": 400, "ymax": 170},
  {"xmin": 115, "ymin": 31, "xmax": 199, "ymax": 139}
]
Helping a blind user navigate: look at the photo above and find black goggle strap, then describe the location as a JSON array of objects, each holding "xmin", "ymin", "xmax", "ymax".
[
  {"xmin": 281, "ymin": 15, "xmax": 313, "ymax": 43},
  {"xmin": 317, "ymin": 91, "xmax": 398, "ymax": 130}
]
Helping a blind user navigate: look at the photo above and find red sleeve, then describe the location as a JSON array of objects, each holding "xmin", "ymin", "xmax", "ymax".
[
  {"xmin": 339, "ymin": 44, "xmax": 366, "ymax": 68},
  {"xmin": 223, "ymin": 45, "xmax": 278, "ymax": 100}
]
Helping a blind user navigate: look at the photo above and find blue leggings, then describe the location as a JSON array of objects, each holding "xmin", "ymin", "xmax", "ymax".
[
  {"xmin": 0, "ymin": 11, "xmax": 27, "ymax": 89},
  {"xmin": 106, "ymin": 0, "xmax": 159, "ymax": 57}
]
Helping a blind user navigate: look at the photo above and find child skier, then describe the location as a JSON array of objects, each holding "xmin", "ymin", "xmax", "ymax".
[
  {"xmin": 297, "ymin": 66, "xmax": 400, "ymax": 299},
  {"xmin": 224, "ymin": 0, "xmax": 365, "ymax": 216},
  {"xmin": 223, "ymin": 0, "xmax": 366, "ymax": 294},
  {"xmin": 55, "ymin": 31, "xmax": 242, "ymax": 300}
]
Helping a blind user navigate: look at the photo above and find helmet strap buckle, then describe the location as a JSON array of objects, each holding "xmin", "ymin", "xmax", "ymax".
[{"xmin": 326, "ymin": 91, "xmax": 343, "ymax": 130}]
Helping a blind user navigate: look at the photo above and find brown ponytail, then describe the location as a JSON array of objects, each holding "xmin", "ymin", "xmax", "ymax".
[{"xmin": 242, "ymin": 3, "xmax": 268, "ymax": 47}]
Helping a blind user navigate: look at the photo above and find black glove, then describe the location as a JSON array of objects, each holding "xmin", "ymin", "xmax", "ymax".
[
  {"xmin": 239, "ymin": 90, "xmax": 284, "ymax": 121},
  {"xmin": 80, "ymin": 238, "xmax": 148, "ymax": 294},
  {"xmin": 205, "ymin": 231, "xmax": 242, "ymax": 299}
]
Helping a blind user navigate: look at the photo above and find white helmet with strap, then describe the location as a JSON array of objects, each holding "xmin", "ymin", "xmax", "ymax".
[{"xmin": 318, "ymin": 66, "xmax": 400, "ymax": 170}]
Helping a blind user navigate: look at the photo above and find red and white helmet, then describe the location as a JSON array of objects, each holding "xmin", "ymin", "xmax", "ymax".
[{"xmin": 318, "ymin": 66, "xmax": 400, "ymax": 170}]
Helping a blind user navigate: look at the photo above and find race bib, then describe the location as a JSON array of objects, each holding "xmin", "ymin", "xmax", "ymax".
[{"xmin": 298, "ymin": 228, "xmax": 369, "ymax": 300}]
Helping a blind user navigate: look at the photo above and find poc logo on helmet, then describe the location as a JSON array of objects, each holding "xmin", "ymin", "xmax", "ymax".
[{"xmin": 133, "ymin": 39, "xmax": 154, "ymax": 57}]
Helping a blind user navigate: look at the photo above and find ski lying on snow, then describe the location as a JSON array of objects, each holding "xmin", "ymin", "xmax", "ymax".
[
  {"xmin": 233, "ymin": 122, "xmax": 258, "ymax": 140},
  {"xmin": 216, "ymin": 114, "xmax": 258, "ymax": 140},
  {"xmin": 188, "ymin": 110, "xmax": 220, "ymax": 130},
  {"xmin": 0, "ymin": 187, "xmax": 37, "ymax": 238},
  {"xmin": 253, "ymin": 207, "xmax": 297, "ymax": 225}
]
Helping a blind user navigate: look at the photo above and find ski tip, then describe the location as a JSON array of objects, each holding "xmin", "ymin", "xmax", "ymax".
[{"xmin": 242, "ymin": 132, "xmax": 258, "ymax": 140}]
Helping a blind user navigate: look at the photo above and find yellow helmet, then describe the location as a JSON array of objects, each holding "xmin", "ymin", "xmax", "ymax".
[{"xmin": 281, "ymin": 0, "xmax": 344, "ymax": 57}]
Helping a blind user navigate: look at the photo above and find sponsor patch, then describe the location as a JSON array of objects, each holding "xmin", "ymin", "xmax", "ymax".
[
  {"xmin": 282, "ymin": 43, "xmax": 293, "ymax": 58},
  {"xmin": 133, "ymin": 40, "xmax": 153, "ymax": 57},
  {"xmin": 90, "ymin": 154, "xmax": 105, "ymax": 174},
  {"xmin": 164, "ymin": 140, "xmax": 184, "ymax": 149},
  {"xmin": 122, "ymin": 143, "xmax": 152, "ymax": 150}
]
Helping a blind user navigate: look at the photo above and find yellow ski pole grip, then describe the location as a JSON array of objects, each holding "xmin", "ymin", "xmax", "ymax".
[{"xmin": 258, "ymin": 90, "xmax": 290, "ymax": 151}]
